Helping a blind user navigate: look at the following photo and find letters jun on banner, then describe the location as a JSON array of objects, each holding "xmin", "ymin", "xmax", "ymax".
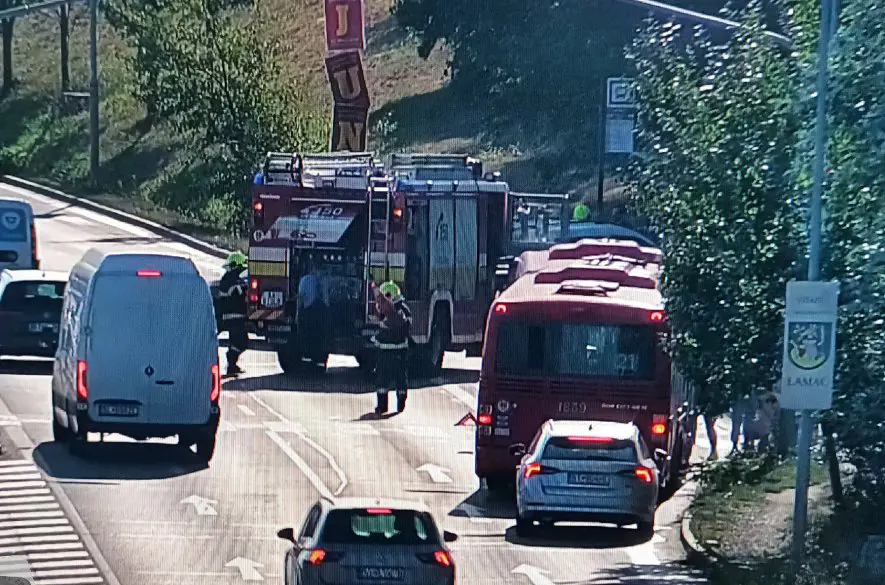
[
  {"xmin": 325, "ymin": 51, "xmax": 370, "ymax": 109},
  {"xmin": 779, "ymin": 280, "xmax": 840, "ymax": 411},
  {"xmin": 331, "ymin": 104, "xmax": 370, "ymax": 152}
]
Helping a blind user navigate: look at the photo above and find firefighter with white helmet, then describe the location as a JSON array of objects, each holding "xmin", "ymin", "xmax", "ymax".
[{"xmin": 372, "ymin": 280, "xmax": 412, "ymax": 414}]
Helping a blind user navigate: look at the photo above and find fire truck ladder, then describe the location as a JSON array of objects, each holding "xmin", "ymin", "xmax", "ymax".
[
  {"xmin": 364, "ymin": 174, "xmax": 394, "ymax": 323},
  {"xmin": 262, "ymin": 152, "xmax": 300, "ymax": 184},
  {"xmin": 388, "ymin": 153, "xmax": 484, "ymax": 181}
]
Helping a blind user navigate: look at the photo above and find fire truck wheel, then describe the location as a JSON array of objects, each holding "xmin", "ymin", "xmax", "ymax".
[
  {"xmin": 422, "ymin": 309, "xmax": 450, "ymax": 376},
  {"xmin": 276, "ymin": 348, "xmax": 302, "ymax": 374}
]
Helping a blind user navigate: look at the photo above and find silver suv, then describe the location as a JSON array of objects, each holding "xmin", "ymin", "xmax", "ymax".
[
  {"xmin": 512, "ymin": 420, "xmax": 661, "ymax": 537},
  {"xmin": 277, "ymin": 497, "xmax": 458, "ymax": 585}
]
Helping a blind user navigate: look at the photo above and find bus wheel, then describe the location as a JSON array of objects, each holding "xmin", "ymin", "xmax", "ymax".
[{"xmin": 485, "ymin": 475, "xmax": 512, "ymax": 494}]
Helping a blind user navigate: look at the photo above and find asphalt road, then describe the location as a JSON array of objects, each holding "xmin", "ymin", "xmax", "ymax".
[{"xmin": 0, "ymin": 183, "xmax": 721, "ymax": 585}]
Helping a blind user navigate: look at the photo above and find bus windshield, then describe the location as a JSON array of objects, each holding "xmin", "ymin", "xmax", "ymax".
[{"xmin": 494, "ymin": 321, "xmax": 657, "ymax": 380}]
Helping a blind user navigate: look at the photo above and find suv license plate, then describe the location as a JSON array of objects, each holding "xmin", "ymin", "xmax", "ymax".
[
  {"xmin": 356, "ymin": 567, "xmax": 405, "ymax": 580},
  {"xmin": 568, "ymin": 472, "xmax": 609, "ymax": 486},
  {"xmin": 98, "ymin": 405, "xmax": 139, "ymax": 417}
]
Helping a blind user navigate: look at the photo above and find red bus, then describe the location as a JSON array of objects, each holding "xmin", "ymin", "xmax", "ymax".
[{"xmin": 475, "ymin": 248, "xmax": 693, "ymax": 492}]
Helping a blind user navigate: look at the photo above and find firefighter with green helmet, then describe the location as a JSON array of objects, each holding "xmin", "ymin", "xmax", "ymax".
[
  {"xmin": 371, "ymin": 280, "xmax": 412, "ymax": 414},
  {"xmin": 573, "ymin": 201, "xmax": 591, "ymax": 223},
  {"xmin": 218, "ymin": 251, "xmax": 249, "ymax": 375}
]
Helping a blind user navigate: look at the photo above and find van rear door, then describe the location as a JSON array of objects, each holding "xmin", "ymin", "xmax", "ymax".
[
  {"xmin": 0, "ymin": 203, "xmax": 33, "ymax": 269},
  {"xmin": 86, "ymin": 273, "xmax": 217, "ymax": 426}
]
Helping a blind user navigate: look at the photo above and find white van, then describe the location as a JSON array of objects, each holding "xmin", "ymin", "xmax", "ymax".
[
  {"xmin": 51, "ymin": 249, "xmax": 221, "ymax": 462},
  {"xmin": 0, "ymin": 198, "xmax": 39, "ymax": 270}
]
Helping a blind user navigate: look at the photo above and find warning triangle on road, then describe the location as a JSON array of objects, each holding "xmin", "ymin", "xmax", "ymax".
[{"xmin": 455, "ymin": 412, "xmax": 476, "ymax": 426}]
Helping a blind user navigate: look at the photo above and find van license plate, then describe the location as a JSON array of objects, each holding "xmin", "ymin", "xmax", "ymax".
[{"xmin": 98, "ymin": 405, "xmax": 139, "ymax": 417}]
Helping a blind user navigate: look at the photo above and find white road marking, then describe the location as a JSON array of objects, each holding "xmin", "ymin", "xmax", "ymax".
[
  {"xmin": 236, "ymin": 404, "xmax": 255, "ymax": 417},
  {"xmin": 0, "ymin": 488, "xmax": 53, "ymax": 498},
  {"xmin": 0, "ymin": 480, "xmax": 47, "ymax": 490},
  {"xmin": 624, "ymin": 531, "xmax": 665, "ymax": 565},
  {"xmin": 55, "ymin": 215, "xmax": 92, "ymax": 226},
  {"xmin": 34, "ymin": 578, "xmax": 104, "ymax": 585},
  {"xmin": 441, "ymin": 383, "xmax": 477, "ymax": 410},
  {"xmin": 251, "ymin": 394, "xmax": 348, "ymax": 497}
]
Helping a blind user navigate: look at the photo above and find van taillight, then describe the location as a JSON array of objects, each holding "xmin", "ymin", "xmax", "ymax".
[
  {"xmin": 136, "ymin": 270, "xmax": 162, "ymax": 278},
  {"xmin": 76, "ymin": 360, "xmax": 88, "ymax": 401},
  {"xmin": 210, "ymin": 363, "xmax": 221, "ymax": 401},
  {"xmin": 30, "ymin": 222, "xmax": 39, "ymax": 269}
]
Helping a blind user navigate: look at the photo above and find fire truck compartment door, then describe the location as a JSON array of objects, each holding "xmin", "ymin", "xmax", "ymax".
[{"xmin": 270, "ymin": 203, "xmax": 363, "ymax": 243}]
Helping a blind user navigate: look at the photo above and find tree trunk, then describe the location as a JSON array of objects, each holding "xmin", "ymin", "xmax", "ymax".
[
  {"xmin": 2, "ymin": 18, "xmax": 14, "ymax": 94},
  {"xmin": 60, "ymin": 4, "xmax": 70, "ymax": 92}
]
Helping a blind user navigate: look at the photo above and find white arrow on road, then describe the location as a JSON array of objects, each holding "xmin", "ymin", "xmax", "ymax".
[
  {"xmin": 512, "ymin": 564, "xmax": 554, "ymax": 585},
  {"xmin": 180, "ymin": 495, "xmax": 218, "ymax": 516},
  {"xmin": 417, "ymin": 463, "xmax": 452, "ymax": 483},
  {"xmin": 225, "ymin": 557, "xmax": 265, "ymax": 581}
]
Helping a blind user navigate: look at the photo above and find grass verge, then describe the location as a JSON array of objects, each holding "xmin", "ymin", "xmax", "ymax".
[{"xmin": 689, "ymin": 452, "xmax": 857, "ymax": 585}]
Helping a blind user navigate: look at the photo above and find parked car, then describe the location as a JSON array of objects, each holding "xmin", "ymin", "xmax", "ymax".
[
  {"xmin": 0, "ymin": 269, "xmax": 66, "ymax": 359},
  {"xmin": 511, "ymin": 419, "xmax": 661, "ymax": 538}
]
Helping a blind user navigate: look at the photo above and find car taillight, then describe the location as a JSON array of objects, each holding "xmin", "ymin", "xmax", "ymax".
[
  {"xmin": 210, "ymin": 363, "xmax": 221, "ymax": 402},
  {"xmin": 76, "ymin": 360, "xmax": 88, "ymax": 401},
  {"xmin": 30, "ymin": 222, "xmax": 39, "ymax": 269},
  {"xmin": 524, "ymin": 462, "xmax": 542, "ymax": 479},
  {"xmin": 307, "ymin": 549, "xmax": 342, "ymax": 565},
  {"xmin": 417, "ymin": 550, "xmax": 454, "ymax": 568},
  {"xmin": 635, "ymin": 466, "xmax": 654, "ymax": 484}
]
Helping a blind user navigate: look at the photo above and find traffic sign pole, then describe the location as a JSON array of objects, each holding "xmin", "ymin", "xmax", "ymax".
[{"xmin": 788, "ymin": 0, "xmax": 836, "ymax": 578}]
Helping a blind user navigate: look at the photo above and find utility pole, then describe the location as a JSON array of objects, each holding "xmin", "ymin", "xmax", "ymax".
[{"xmin": 89, "ymin": 0, "xmax": 99, "ymax": 184}]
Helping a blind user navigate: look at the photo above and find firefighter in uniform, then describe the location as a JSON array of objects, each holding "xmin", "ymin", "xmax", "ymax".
[
  {"xmin": 218, "ymin": 252, "xmax": 249, "ymax": 376},
  {"xmin": 372, "ymin": 281, "xmax": 412, "ymax": 414}
]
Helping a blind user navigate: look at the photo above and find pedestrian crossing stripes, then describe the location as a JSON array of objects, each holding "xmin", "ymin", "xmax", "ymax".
[{"xmin": 0, "ymin": 459, "xmax": 105, "ymax": 585}]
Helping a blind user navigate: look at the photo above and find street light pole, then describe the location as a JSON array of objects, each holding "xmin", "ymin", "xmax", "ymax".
[
  {"xmin": 791, "ymin": 0, "xmax": 835, "ymax": 577},
  {"xmin": 88, "ymin": 0, "xmax": 99, "ymax": 184}
]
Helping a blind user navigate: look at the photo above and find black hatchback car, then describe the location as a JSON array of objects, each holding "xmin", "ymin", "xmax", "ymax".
[{"xmin": 0, "ymin": 269, "xmax": 67, "ymax": 359}]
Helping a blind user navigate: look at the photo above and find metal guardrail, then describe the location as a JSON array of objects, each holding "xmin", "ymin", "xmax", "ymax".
[{"xmin": 0, "ymin": 0, "xmax": 84, "ymax": 21}]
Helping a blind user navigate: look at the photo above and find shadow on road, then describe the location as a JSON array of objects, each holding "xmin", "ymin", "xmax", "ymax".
[
  {"xmin": 223, "ymin": 364, "xmax": 478, "ymax": 394},
  {"xmin": 503, "ymin": 523, "xmax": 650, "ymax": 549},
  {"xmin": 34, "ymin": 202, "xmax": 76, "ymax": 219},
  {"xmin": 33, "ymin": 440, "xmax": 207, "ymax": 481},
  {"xmin": 0, "ymin": 358, "xmax": 54, "ymax": 376},
  {"xmin": 584, "ymin": 562, "xmax": 707, "ymax": 584},
  {"xmin": 50, "ymin": 235, "xmax": 164, "ymax": 246}
]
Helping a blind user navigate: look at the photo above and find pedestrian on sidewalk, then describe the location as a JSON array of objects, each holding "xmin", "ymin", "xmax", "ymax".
[
  {"xmin": 746, "ymin": 391, "xmax": 780, "ymax": 451},
  {"xmin": 730, "ymin": 393, "xmax": 756, "ymax": 452}
]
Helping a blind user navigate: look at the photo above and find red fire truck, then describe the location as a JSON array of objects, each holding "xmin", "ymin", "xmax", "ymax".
[
  {"xmin": 475, "ymin": 239, "xmax": 694, "ymax": 493},
  {"xmin": 248, "ymin": 151, "xmax": 510, "ymax": 375}
]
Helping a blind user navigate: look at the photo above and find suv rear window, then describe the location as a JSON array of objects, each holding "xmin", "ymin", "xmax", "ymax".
[
  {"xmin": 321, "ymin": 509, "xmax": 439, "ymax": 545},
  {"xmin": 542, "ymin": 437, "xmax": 638, "ymax": 462},
  {"xmin": 0, "ymin": 281, "xmax": 65, "ymax": 311}
]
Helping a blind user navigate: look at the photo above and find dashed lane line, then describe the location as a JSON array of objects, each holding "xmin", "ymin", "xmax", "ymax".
[{"xmin": 0, "ymin": 459, "xmax": 107, "ymax": 585}]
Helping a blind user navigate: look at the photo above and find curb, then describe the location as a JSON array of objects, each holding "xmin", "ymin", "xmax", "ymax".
[
  {"xmin": 680, "ymin": 512, "xmax": 710, "ymax": 565},
  {"xmin": 2, "ymin": 174, "xmax": 233, "ymax": 260}
]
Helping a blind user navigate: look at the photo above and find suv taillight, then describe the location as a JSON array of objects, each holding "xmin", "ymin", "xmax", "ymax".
[
  {"xmin": 76, "ymin": 360, "xmax": 88, "ymax": 401},
  {"xmin": 635, "ymin": 466, "xmax": 655, "ymax": 484}
]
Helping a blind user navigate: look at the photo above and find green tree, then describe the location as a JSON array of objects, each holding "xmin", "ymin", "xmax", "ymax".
[
  {"xmin": 814, "ymin": 0, "xmax": 885, "ymax": 510},
  {"xmin": 628, "ymin": 2, "xmax": 804, "ymax": 416}
]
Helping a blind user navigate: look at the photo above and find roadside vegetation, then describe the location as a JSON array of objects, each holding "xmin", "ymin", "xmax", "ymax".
[{"xmin": 632, "ymin": 0, "xmax": 885, "ymax": 581}]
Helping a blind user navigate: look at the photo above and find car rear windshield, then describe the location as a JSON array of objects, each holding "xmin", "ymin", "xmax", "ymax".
[
  {"xmin": 0, "ymin": 208, "xmax": 27, "ymax": 242},
  {"xmin": 541, "ymin": 437, "xmax": 638, "ymax": 462},
  {"xmin": 0, "ymin": 281, "xmax": 65, "ymax": 311},
  {"xmin": 495, "ymin": 321, "xmax": 657, "ymax": 380},
  {"xmin": 321, "ymin": 509, "xmax": 440, "ymax": 545}
]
